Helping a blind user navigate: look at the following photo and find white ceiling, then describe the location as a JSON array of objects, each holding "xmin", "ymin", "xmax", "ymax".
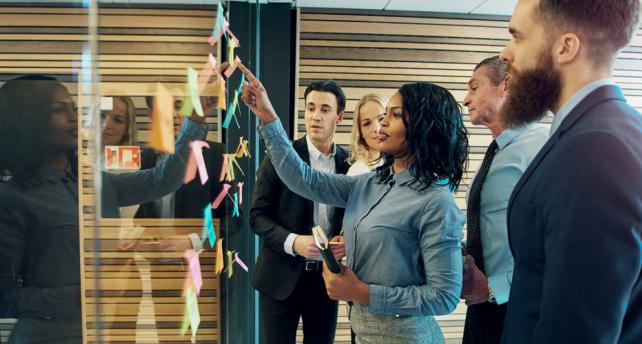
[{"xmin": 23, "ymin": 0, "xmax": 518, "ymax": 16}]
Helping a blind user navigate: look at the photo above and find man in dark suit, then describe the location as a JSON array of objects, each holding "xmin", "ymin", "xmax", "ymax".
[
  {"xmin": 136, "ymin": 95, "xmax": 236, "ymax": 251},
  {"xmin": 250, "ymin": 80, "xmax": 350, "ymax": 344},
  {"xmin": 499, "ymin": 1, "xmax": 641, "ymax": 343}
]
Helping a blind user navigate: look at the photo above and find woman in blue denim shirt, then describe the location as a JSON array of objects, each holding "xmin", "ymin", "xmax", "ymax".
[{"xmin": 241, "ymin": 65, "xmax": 467, "ymax": 344}]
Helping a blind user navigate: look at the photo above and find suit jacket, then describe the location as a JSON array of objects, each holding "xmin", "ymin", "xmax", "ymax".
[
  {"xmin": 503, "ymin": 85, "xmax": 642, "ymax": 343},
  {"xmin": 250, "ymin": 136, "xmax": 349, "ymax": 300},
  {"xmin": 135, "ymin": 141, "xmax": 230, "ymax": 220}
]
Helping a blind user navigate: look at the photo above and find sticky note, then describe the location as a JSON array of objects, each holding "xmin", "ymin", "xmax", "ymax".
[
  {"xmin": 184, "ymin": 249, "xmax": 203, "ymax": 295},
  {"xmin": 185, "ymin": 284, "xmax": 200, "ymax": 342},
  {"xmin": 203, "ymin": 205, "xmax": 216, "ymax": 248},
  {"xmin": 234, "ymin": 252, "xmax": 248, "ymax": 272},
  {"xmin": 237, "ymin": 182, "xmax": 244, "ymax": 206},
  {"xmin": 234, "ymin": 136, "xmax": 251, "ymax": 158},
  {"xmin": 100, "ymin": 96, "xmax": 113, "ymax": 110},
  {"xmin": 208, "ymin": 53, "xmax": 217, "ymax": 70},
  {"xmin": 216, "ymin": 77, "xmax": 226, "ymax": 110},
  {"xmin": 190, "ymin": 140, "xmax": 210, "ymax": 185},
  {"xmin": 149, "ymin": 83, "xmax": 175, "ymax": 154},
  {"xmin": 226, "ymin": 251, "xmax": 234, "ymax": 278},
  {"xmin": 223, "ymin": 56, "xmax": 242, "ymax": 78},
  {"xmin": 219, "ymin": 154, "xmax": 228, "ymax": 182},
  {"xmin": 187, "ymin": 67, "xmax": 204, "ymax": 117},
  {"xmin": 179, "ymin": 89, "xmax": 194, "ymax": 117},
  {"xmin": 211, "ymin": 183, "xmax": 231, "ymax": 209},
  {"xmin": 215, "ymin": 239, "xmax": 224, "ymax": 276},
  {"xmin": 183, "ymin": 153, "xmax": 197, "ymax": 184},
  {"xmin": 222, "ymin": 91, "xmax": 237, "ymax": 129},
  {"xmin": 227, "ymin": 42, "xmax": 238, "ymax": 70},
  {"xmin": 209, "ymin": 3, "xmax": 226, "ymax": 46},
  {"xmin": 232, "ymin": 193, "xmax": 240, "ymax": 218}
]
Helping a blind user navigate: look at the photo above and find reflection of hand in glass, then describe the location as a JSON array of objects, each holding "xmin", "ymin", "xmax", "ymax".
[{"xmin": 157, "ymin": 235, "xmax": 194, "ymax": 252}]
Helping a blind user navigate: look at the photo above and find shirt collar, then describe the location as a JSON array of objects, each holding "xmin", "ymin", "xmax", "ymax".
[
  {"xmin": 495, "ymin": 122, "xmax": 537, "ymax": 150},
  {"xmin": 550, "ymin": 78, "xmax": 615, "ymax": 136},
  {"xmin": 34, "ymin": 163, "xmax": 76, "ymax": 184},
  {"xmin": 305, "ymin": 135, "xmax": 336, "ymax": 161}
]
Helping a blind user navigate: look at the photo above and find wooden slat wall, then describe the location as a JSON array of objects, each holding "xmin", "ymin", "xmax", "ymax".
[
  {"xmin": 0, "ymin": 5, "xmax": 223, "ymax": 344},
  {"xmin": 296, "ymin": 9, "xmax": 642, "ymax": 343}
]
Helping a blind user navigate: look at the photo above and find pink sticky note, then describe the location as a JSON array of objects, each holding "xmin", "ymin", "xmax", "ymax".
[
  {"xmin": 211, "ymin": 184, "xmax": 232, "ymax": 209},
  {"xmin": 183, "ymin": 153, "xmax": 197, "ymax": 184},
  {"xmin": 219, "ymin": 154, "xmax": 229, "ymax": 182},
  {"xmin": 184, "ymin": 249, "xmax": 203, "ymax": 295},
  {"xmin": 208, "ymin": 54, "xmax": 217, "ymax": 70},
  {"xmin": 223, "ymin": 56, "xmax": 242, "ymax": 78},
  {"xmin": 237, "ymin": 182, "xmax": 244, "ymax": 206},
  {"xmin": 190, "ymin": 141, "xmax": 210, "ymax": 185},
  {"xmin": 234, "ymin": 252, "xmax": 248, "ymax": 272}
]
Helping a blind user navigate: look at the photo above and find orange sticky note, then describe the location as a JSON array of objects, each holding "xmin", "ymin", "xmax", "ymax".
[
  {"xmin": 216, "ymin": 77, "xmax": 226, "ymax": 110},
  {"xmin": 148, "ymin": 83, "xmax": 175, "ymax": 154},
  {"xmin": 215, "ymin": 238, "xmax": 224, "ymax": 276}
]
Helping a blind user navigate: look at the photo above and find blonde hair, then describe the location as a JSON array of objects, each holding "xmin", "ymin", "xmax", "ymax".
[
  {"xmin": 115, "ymin": 96, "xmax": 138, "ymax": 145},
  {"xmin": 347, "ymin": 93, "xmax": 386, "ymax": 165}
]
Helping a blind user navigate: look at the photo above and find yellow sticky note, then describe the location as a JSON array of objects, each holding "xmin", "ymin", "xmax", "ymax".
[
  {"xmin": 187, "ymin": 67, "xmax": 205, "ymax": 117},
  {"xmin": 226, "ymin": 250, "xmax": 234, "ymax": 278},
  {"xmin": 216, "ymin": 78, "xmax": 226, "ymax": 110},
  {"xmin": 215, "ymin": 238, "xmax": 224, "ymax": 276},
  {"xmin": 227, "ymin": 39, "xmax": 238, "ymax": 69},
  {"xmin": 149, "ymin": 83, "xmax": 175, "ymax": 154}
]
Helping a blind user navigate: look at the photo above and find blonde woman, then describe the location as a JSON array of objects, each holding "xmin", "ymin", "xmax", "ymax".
[
  {"xmin": 101, "ymin": 96, "xmax": 138, "ymax": 146},
  {"xmin": 346, "ymin": 94, "xmax": 386, "ymax": 176}
]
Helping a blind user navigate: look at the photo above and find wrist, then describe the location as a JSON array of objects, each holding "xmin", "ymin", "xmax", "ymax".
[
  {"xmin": 260, "ymin": 111, "xmax": 278, "ymax": 124},
  {"xmin": 355, "ymin": 281, "xmax": 370, "ymax": 305}
]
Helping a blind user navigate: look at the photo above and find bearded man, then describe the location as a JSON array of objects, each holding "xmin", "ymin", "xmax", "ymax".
[{"xmin": 499, "ymin": 1, "xmax": 642, "ymax": 343}]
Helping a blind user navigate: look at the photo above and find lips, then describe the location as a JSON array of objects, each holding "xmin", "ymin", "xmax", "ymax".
[{"xmin": 377, "ymin": 132, "xmax": 389, "ymax": 141}]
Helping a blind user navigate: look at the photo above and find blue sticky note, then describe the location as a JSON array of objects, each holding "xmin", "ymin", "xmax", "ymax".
[
  {"xmin": 203, "ymin": 205, "xmax": 216, "ymax": 248},
  {"xmin": 232, "ymin": 193, "xmax": 240, "ymax": 218}
]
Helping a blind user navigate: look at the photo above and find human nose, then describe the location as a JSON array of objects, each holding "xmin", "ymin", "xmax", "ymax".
[
  {"xmin": 500, "ymin": 43, "xmax": 513, "ymax": 64},
  {"xmin": 463, "ymin": 93, "xmax": 472, "ymax": 107}
]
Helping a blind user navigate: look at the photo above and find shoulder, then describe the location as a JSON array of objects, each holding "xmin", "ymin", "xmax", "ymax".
[{"xmin": 346, "ymin": 160, "xmax": 370, "ymax": 176}]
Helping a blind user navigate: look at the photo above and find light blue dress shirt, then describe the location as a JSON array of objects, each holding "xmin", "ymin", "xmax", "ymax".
[
  {"xmin": 469, "ymin": 123, "xmax": 548, "ymax": 304},
  {"xmin": 550, "ymin": 78, "xmax": 615, "ymax": 136},
  {"xmin": 259, "ymin": 119, "xmax": 464, "ymax": 316}
]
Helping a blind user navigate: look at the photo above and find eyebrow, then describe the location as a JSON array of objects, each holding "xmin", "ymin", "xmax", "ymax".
[
  {"xmin": 467, "ymin": 78, "xmax": 477, "ymax": 87},
  {"xmin": 387, "ymin": 106, "xmax": 402, "ymax": 111}
]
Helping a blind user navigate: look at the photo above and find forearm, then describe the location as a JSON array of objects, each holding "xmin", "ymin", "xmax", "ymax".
[
  {"xmin": 258, "ymin": 120, "xmax": 351, "ymax": 208},
  {"xmin": 0, "ymin": 285, "xmax": 80, "ymax": 318}
]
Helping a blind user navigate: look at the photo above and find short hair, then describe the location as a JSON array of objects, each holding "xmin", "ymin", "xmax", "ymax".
[
  {"xmin": 145, "ymin": 95, "xmax": 154, "ymax": 110},
  {"xmin": 0, "ymin": 75, "xmax": 67, "ymax": 182},
  {"xmin": 348, "ymin": 93, "xmax": 387, "ymax": 164},
  {"xmin": 474, "ymin": 56, "xmax": 508, "ymax": 86},
  {"xmin": 537, "ymin": 0, "xmax": 641, "ymax": 66},
  {"xmin": 303, "ymin": 80, "xmax": 346, "ymax": 114}
]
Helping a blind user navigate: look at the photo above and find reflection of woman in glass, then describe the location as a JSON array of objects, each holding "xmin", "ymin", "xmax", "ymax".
[
  {"xmin": 101, "ymin": 95, "xmax": 138, "ymax": 146},
  {"xmin": 347, "ymin": 93, "xmax": 386, "ymax": 176},
  {"xmin": 0, "ymin": 75, "xmax": 210, "ymax": 343},
  {"xmin": 241, "ymin": 65, "xmax": 467, "ymax": 343}
]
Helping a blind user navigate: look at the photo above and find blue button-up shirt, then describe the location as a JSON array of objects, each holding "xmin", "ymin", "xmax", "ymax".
[
  {"xmin": 468, "ymin": 123, "xmax": 548, "ymax": 304},
  {"xmin": 259, "ymin": 119, "xmax": 464, "ymax": 316},
  {"xmin": 550, "ymin": 78, "xmax": 615, "ymax": 136}
]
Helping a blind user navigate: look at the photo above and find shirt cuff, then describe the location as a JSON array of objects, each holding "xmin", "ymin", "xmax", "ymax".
[
  {"xmin": 487, "ymin": 271, "xmax": 512, "ymax": 305},
  {"xmin": 188, "ymin": 233, "xmax": 203, "ymax": 252},
  {"xmin": 368, "ymin": 284, "xmax": 386, "ymax": 314},
  {"xmin": 284, "ymin": 233, "xmax": 298, "ymax": 256}
]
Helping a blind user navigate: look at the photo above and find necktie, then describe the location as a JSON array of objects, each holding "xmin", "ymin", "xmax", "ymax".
[{"xmin": 466, "ymin": 140, "xmax": 498, "ymax": 273}]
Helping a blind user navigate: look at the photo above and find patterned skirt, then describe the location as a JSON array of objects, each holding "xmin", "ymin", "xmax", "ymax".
[{"xmin": 350, "ymin": 303, "xmax": 445, "ymax": 344}]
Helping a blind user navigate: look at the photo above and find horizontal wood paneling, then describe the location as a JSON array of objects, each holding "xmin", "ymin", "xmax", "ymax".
[{"xmin": 297, "ymin": 9, "xmax": 642, "ymax": 343}]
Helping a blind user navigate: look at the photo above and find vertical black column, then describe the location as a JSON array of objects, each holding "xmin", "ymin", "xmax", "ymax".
[{"xmin": 222, "ymin": 3, "xmax": 295, "ymax": 344}]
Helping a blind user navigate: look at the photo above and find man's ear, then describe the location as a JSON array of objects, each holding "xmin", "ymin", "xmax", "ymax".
[
  {"xmin": 336, "ymin": 111, "xmax": 344, "ymax": 124},
  {"xmin": 555, "ymin": 33, "xmax": 581, "ymax": 65},
  {"xmin": 501, "ymin": 75, "xmax": 511, "ymax": 97}
]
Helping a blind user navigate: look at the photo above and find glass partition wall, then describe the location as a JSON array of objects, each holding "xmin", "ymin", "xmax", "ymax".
[{"xmin": 0, "ymin": 1, "xmax": 260, "ymax": 343}]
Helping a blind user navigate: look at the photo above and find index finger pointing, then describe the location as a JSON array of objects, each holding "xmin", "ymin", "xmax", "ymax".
[{"xmin": 237, "ymin": 62, "xmax": 256, "ymax": 82}]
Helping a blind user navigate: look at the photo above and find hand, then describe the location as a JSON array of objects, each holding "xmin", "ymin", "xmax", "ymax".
[
  {"xmin": 237, "ymin": 63, "xmax": 278, "ymax": 123},
  {"xmin": 330, "ymin": 235, "xmax": 346, "ymax": 260},
  {"xmin": 322, "ymin": 263, "xmax": 370, "ymax": 304},
  {"xmin": 293, "ymin": 235, "xmax": 320, "ymax": 259},
  {"xmin": 157, "ymin": 235, "xmax": 194, "ymax": 252},
  {"xmin": 461, "ymin": 255, "xmax": 490, "ymax": 306}
]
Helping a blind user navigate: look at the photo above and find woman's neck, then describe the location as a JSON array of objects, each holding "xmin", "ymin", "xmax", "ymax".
[{"xmin": 393, "ymin": 155, "xmax": 409, "ymax": 173}]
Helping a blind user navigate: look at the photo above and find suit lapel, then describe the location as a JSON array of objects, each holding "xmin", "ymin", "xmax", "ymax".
[{"xmin": 507, "ymin": 85, "xmax": 626, "ymax": 217}]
